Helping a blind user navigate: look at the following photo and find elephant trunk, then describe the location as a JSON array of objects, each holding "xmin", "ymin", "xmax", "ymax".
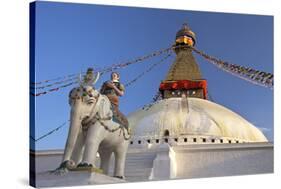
[{"xmin": 62, "ymin": 102, "xmax": 82, "ymax": 162}]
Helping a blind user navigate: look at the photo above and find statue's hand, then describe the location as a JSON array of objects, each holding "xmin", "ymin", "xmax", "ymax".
[{"xmin": 49, "ymin": 160, "xmax": 75, "ymax": 176}]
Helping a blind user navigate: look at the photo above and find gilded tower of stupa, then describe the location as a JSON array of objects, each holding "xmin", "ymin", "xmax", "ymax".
[{"xmin": 159, "ymin": 24, "xmax": 207, "ymax": 99}]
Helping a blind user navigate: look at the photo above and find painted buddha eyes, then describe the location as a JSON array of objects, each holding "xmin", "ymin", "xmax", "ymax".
[
  {"xmin": 170, "ymin": 90, "xmax": 197, "ymax": 96},
  {"xmin": 171, "ymin": 90, "xmax": 182, "ymax": 96}
]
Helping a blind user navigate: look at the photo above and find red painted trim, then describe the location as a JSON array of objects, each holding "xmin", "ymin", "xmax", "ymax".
[{"xmin": 159, "ymin": 80, "xmax": 208, "ymax": 99}]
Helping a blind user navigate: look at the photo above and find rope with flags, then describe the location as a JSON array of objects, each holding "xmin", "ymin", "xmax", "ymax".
[
  {"xmin": 98, "ymin": 46, "xmax": 173, "ymax": 74},
  {"xmin": 31, "ymin": 46, "xmax": 173, "ymax": 96},
  {"xmin": 31, "ymin": 73, "xmax": 79, "ymax": 86},
  {"xmin": 124, "ymin": 52, "xmax": 173, "ymax": 87},
  {"xmin": 31, "ymin": 51, "xmax": 173, "ymax": 142},
  {"xmin": 31, "ymin": 81, "xmax": 77, "ymax": 96},
  {"xmin": 142, "ymin": 91, "xmax": 162, "ymax": 111},
  {"xmin": 30, "ymin": 77, "xmax": 78, "ymax": 90},
  {"xmin": 31, "ymin": 44, "xmax": 274, "ymax": 142},
  {"xmin": 191, "ymin": 46, "xmax": 273, "ymax": 89},
  {"xmin": 31, "ymin": 46, "xmax": 172, "ymax": 88},
  {"xmin": 30, "ymin": 121, "xmax": 69, "ymax": 142}
]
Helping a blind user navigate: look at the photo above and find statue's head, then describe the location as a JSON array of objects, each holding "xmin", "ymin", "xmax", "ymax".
[
  {"xmin": 68, "ymin": 85, "xmax": 100, "ymax": 107},
  {"xmin": 68, "ymin": 68, "xmax": 101, "ymax": 118}
]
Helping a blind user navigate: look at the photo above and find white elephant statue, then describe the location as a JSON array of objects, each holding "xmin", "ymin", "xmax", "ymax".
[{"xmin": 53, "ymin": 80, "xmax": 130, "ymax": 179}]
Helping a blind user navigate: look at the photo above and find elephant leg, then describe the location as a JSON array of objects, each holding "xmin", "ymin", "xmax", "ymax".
[
  {"xmin": 70, "ymin": 129, "xmax": 85, "ymax": 165},
  {"xmin": 99, "ymin": 149, "xmax": 112, "ymax": 175},
  {"xmin": 113, "ymin": 144, "xmax": 128, "ymax": 178},
  {"xmin": 81, "ymin": 123, "xmax": 106, "ymax": 167}
]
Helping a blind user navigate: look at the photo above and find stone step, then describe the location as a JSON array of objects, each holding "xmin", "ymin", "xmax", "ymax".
[
  {"xmin": 126, "ymin": 159, "xmax": 154, "ymax": 162},
  {"xmin": 127, "ymin": 153, "xmax": 155, "ymax": 156},
  {"xmin": 125, "ymin": 176, "xmax": 150, "ymax": 182},
  {"xmin": 108, "ymin": 167, "xmax": 151, "ymax": 173},
  {"xmin": 125, "ymin": 167, "xmax": 152, "ymax": 173},
  {"xmin": 126, "ymin": 156, "xmax": 155, "ymax": 160},
  {"xmin": 126, "ymin": 156, "xmax": 155, "ymax": 161},
  {"xmin": 125, "ymin": 160, "xmax": 154, "ymax": 164},
  {"xmin": 125, "ymin": 163, "xmax": 153, "ymax": 168},
  {"xmin": 126, "ymin": 160, "xmax": 154, "ymax": 164},
  {"xmin": 125, "ymin": 168, "xmax": 152, "ymax": 174},
  {"xmin": 125, "ymin": 171, "xmax": 152, "ymax": 176},
  {"xmin": 126, "ymin": 156, "xmax": 155, "ymax": 159}
]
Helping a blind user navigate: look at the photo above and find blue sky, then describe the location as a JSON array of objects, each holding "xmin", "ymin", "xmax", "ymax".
[{"xmin": 32, "ymin": 1, "xmax": 273, "ymax": 150}]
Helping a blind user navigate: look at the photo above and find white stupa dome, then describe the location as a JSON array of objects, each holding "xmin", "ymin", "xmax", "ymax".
[{"xmin": 128, "ymin": 97, "xmax": 267, "ymax": 142}]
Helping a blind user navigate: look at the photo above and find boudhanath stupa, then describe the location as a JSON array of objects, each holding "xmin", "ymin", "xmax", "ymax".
[
  {"xmin": 125, "ymin": 24, "xmax": 272, "ymax": 181},
  {"xmin": 32, "ymin": 24, "xmax": 273, "ymax": 187},
  {"xmin": 130, "ymin": 24, "xmax": 268, "ymax": 144}
]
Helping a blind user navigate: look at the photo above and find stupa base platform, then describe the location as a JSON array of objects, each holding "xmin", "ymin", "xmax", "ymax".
[{"xmin": 35, "ymin": 170, "xmax": 125, "ymax": 188}]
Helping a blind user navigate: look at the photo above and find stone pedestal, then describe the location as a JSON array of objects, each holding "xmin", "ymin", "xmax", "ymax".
[{"xmin": 35, "ymin": 171, "xmax": 125, "ymax": 188}]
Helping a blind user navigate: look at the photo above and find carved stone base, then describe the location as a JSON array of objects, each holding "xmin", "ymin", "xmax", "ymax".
[{"xmin": 36, "ymin": 171, "xmax": 125, "ymax": 188}]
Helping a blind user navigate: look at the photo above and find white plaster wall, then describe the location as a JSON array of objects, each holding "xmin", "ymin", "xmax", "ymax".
[
  {"xmin": 32, "ymin": 148, "xmax": 156, "ymax": 181},
  {"xmin": 173, "ymin": 143, "xmax": 273, "ymax": 178},
  {"xmin": 32, "ymin": 142, "xmax": 273, "ymax": 182}
]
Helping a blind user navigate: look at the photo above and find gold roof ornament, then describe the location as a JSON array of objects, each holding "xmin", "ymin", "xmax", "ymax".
[
  {"xmin": 165, "ymin": 24, "xmax": 202, "ymax": 81},
  {"xmin": 175, "ymin": 23, "xmax": 196, "ymax": 47}
]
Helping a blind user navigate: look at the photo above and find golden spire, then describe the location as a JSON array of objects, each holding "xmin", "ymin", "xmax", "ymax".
[{"xmin": 165, "ymin": 23, "xmax": 202, "ymax": 81}]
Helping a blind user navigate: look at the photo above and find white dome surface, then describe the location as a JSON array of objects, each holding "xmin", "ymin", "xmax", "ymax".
[{"xmin": 128, "ymin": 98, "xmax": 267, "ymax": 142}]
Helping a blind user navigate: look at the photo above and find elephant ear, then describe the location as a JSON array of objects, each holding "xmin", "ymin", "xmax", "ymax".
[{"xmin": 98, "ymin": 97, "xmax": 111, "ymax": 119}]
